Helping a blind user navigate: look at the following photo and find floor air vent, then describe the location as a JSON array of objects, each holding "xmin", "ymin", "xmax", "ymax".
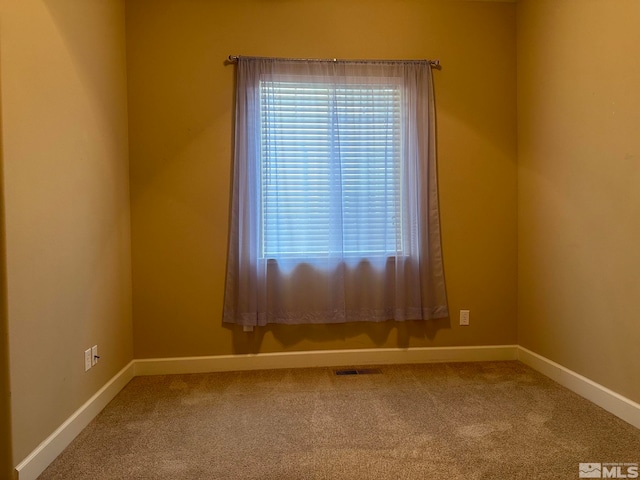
[{"xmin": 335, "ymin": 368, "xmax": 382, "ymax": 376}]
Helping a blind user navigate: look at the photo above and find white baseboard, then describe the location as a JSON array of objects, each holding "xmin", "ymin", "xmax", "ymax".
[
  {"xmin": 517, "ymin": 346, "xmax": 640, "ymax": 430},
  {"xmin": 15, "ymin": 361, "xmax": 135, "ymax": 480},
  {"xmin": 17, "ymin": 345, "xmax": 640, "ymax": 480},
  {"xmin": 133, "ymin": 345, "xmax": 519, "ymax": 376}
]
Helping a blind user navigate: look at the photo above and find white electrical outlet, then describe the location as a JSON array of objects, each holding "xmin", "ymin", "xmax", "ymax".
[
  {"xmin": 460, "ymin": 310, "xmax": 470, "ymax": 326},
  {"xmin": 84, "ymin": 348, "xmax": 92, "ymax": 371},
  {"xmin": 91, "ymin": 345, "xmax": 99, "ymax": 366}
]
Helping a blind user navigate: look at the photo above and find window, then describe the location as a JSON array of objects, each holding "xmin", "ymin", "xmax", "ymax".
[
  {"xmin": 224, "ymin": 57, "xmax": 448, "ymax": 326},
  {"xmin": 260, "ymin": 78, "xmax": 402, "ymax": 259}
]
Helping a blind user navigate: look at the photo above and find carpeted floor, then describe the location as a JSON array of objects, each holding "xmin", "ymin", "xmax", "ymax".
[{"xmin": 38, "ymin": 361, "xmax": 640, "ymax": 479}]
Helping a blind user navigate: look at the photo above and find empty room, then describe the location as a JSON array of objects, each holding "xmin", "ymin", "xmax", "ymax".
[{"xmin": 1, "ymin": 0, "xmax": 639, "ymax": 478}]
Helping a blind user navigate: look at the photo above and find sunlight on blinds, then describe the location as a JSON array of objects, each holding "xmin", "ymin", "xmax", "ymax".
[{"xmin": 260, "ymin": 80, "xmax": 403, "ymax": 258}]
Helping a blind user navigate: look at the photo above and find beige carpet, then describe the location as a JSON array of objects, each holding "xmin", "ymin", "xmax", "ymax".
[{"xmin": 38, "ymin": 361, "xmax": 640, "ymax": 479}]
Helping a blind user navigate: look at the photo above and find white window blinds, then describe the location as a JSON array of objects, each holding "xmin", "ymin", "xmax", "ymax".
[{"xmin": 260, "ymin": 79, "xmax": 403, "ymax": 258}]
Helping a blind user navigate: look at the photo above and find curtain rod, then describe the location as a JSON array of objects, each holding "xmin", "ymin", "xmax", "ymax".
[{"xmin": 227, "ymin": 55, "xmax": 441, "ymax": 68}]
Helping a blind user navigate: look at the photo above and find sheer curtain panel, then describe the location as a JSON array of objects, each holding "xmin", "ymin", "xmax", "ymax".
[{"xmin": 223, "ymin": 57, "xmax": 448, "ymax": 326}]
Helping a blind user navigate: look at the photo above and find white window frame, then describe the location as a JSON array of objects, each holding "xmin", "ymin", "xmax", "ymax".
[{"xmin": 257, "ymin": 74, "xmax": 406, "ymax": 261}]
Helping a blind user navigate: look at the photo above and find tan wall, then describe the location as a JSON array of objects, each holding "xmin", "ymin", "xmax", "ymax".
[
  {"xmin": 0, "ymin": 258, "xmax": 13, "ymax": 480},
  {"xmin": 1, "ymin": 16, "xmax": 14, "ymax": 474},
  {"xmin": 126, "ymin": 0, "xmax": 518, "ymax": 358},
  {"xmin": 0, "ymin": 0, "xmax": 133, "ymax": 465},
  {"xmin": 517, "ymin": 0, "xmax": 640, "ymax": 403},
  {"xmin": 1, "ymin": 95, "xmax": 15, "ymax": 480},
  {"xmin": 0, "ymin": 311, "xmax": 12, "ymax": 480}
]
